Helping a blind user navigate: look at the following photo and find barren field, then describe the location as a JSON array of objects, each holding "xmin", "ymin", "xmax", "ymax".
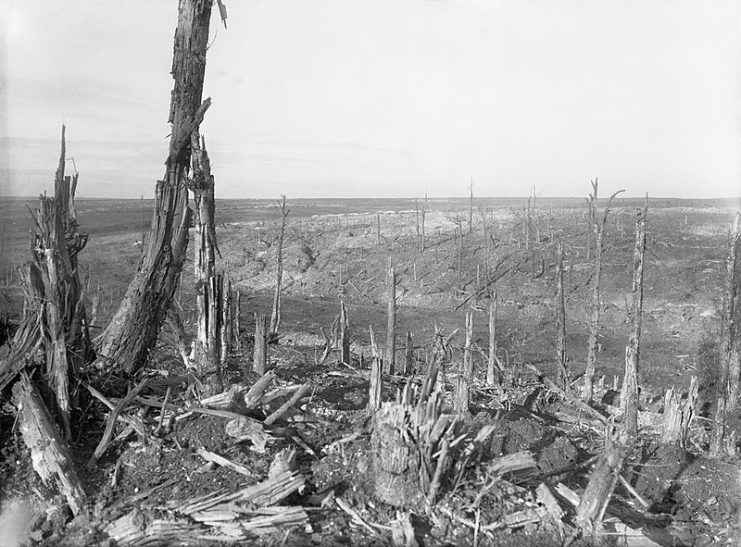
[{"xmin": 1, "ymin": 194, "xmax": 741, "ymax": 546}]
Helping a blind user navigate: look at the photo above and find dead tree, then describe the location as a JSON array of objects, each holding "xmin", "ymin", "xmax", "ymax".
[
  {"xmin": 385, "ymin": 264, "xmax": 397, "ymax": 375},
  {"xmin": 454, "ymin": 312, "xmax": 474, "ymax": 414},
  {"xmin": 270, "ymin": 195, "xmax": 290, "ymax": 334},
  {"xmin": 253, "ymin": 313, "xmax": 268, "ymax": 376},
  {"xmin": 486, "ymin": 289, "xmax": 499, "ymax": 386},
  {"xmin": 583, "ymin": 180, "xmax": 624, "ymax": 402},
  {"xmin": 722, "ymin": 216, "xmax": 740, "ymax": 413},
  {"xmin": 339, "ymin": 299, "xmax": 351, "ymax": 365},
  {"xmin": 368, "ymin": 325, "xmax": 382, "ymax": 412},
  {"xmin": 0, "ymin": 128, "xmax": 91, "ymax": 439},
  {"xmin": 404, "ymin": 331, "xmax": 414, "ymax": 375},
  {"xmin": 621, "ymin": 201, "xmax": 648, "ymax": 437},
  {"xmin": 187, "ymin": 133, "xmax": 226, "ymax": 392},
  {"xmin": 711, "ymin": 217, "xmax": 740, "ymax": 455},
  {"xmin": 97, "ymin": 0, "xmax": 214, "ymax": 375},
  {"xmin": 556, "ymin": 243, "xmax": 569, "ymax": 391}
]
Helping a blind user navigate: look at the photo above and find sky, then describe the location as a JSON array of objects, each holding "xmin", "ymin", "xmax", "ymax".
[{"xmin": 1, "ymin": 0, "xmax": 740, "ymax": 199}]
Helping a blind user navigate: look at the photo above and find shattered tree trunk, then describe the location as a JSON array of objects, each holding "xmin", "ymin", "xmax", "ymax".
[
  {"xmin": 621, "ymin": 203, "xmax": 647, "ymax": 437},
  {"xmin": 556, "ymin": 243, "xmax": 569, "ymax": 391},
  {"xmin": 573, "ymin": 432, "xmax": 628, "ymax": 539},
  {"xmin": 0, "ymin": 129, "xmax": 89, "ymax": 449},
  {"xmin": 712, "ymin": 218, "xmax": 740, "ymax": 455},
  {"xmin": 270, "ymin": 195, "xmax": 289, "ymax": 334},
  {"xmin": 0, "ymin": 127, "xmax": 91, "ymax": 439},
  {"xmin": 662, "ymin": 376, "xmax": 698, "ymax": 447},
  {"xmin": 368, "ymin": 325, "xmax": 383, "ymax": 412},
  {"xmin": 189, "ymin": 133, "xmax": 224, "ymax": 392},
  {"xmin": 13, "ymin": 374, "xmax": 87, "ymax": 516},
  {"xmin": 97, "ymin": 0, "xmax": 213, "ymax": 375}
]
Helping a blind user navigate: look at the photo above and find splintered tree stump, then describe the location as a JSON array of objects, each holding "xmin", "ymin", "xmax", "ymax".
[
  {"xmin": 371, "ymin": 384, "xmax": 455, "ymax": 509},
  {"xmin": 371, "ymin": 403, "xmax": 426, "ymax": 508},
  {"xmin": 662, "ymin": 376, "xmax": 698, "ymax": 446},
  {"xmin": 13, "ymin": 375, "xmax": 87, "ymax": 516}
]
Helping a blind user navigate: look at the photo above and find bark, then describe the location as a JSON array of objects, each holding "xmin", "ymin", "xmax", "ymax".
[
  {"xmin": 97, "ymin": 0, "xmax": 213, "ymax": 375},
  {"xmin": 621, "ymin": 202, "xmax": 647, "ymax": 436}
]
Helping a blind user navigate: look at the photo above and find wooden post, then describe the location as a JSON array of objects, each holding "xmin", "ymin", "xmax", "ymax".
[
  {"xmin": 486, "ymin": 290, "xmax": 499, "ymax": 386},
  {"xmin": 339, "ymin": 299, "xmax": 351, "ymax": 365},
  {"xmin": 270, "ymin": 195, "xmax": 289, "ymax": 334},
  {"xmin": 376, "ymin": 213, "xmax": 381, "ymax": 245},
  {"xmin": 385, "ymin": 264, "xmax": 397, "ymax": 375},
  {"xmin": 97, "ymin": 0, "xmax": 213, "ymax": 375},
  {"xmin": 253, "ymin": 313, "xmax": 268, "ymax": 376},
  {"xmin": 368, "ymin": 325, "xmax": 382, "ymax": 412},
  {"xmin": 621, "ymin": 201, "xmax": 647, "ymax": 436},
  {"xmin": 556, "ymin": 243, "xmax": 569, "ymax": 391}
]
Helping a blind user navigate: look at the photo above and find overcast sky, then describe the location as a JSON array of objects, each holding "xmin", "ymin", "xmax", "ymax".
[{"xmin": 1, "ymin": 0, "xmax": 739, "ymax": 199}]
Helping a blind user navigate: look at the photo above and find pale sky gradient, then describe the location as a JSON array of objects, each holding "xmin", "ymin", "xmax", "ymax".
[{"xmin": 1, "ymin": 0, "xmax": 740, "ymax": 199}]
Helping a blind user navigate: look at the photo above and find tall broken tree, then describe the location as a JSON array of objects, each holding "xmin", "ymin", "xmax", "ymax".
[
  {"xmin": 711, "ymin": 216, "xmax": 740, "ymax": 456},
  {"xmin": 270, "ymin": 195, "xmax": 290, "ymax": 334},
  {"xmin": 583, "ymin": 179, "xmax": 624, "ymax": 402},
  {"xmin": 97, "ymin": 0, "xmax": 215, "ymax": 375},
  {"xmin": 187, "ymin": 132, "xmax": 226, "ymax": 392},
  {"xmin": 621, "ymin": 200, "xmax": 648, "ymax": 437},
  {"xmin": 0, "ymin": 127, "xmax": 91, "ymax": 440}
]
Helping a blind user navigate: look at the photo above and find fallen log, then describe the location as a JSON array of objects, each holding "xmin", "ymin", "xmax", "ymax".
[{"xmin": 13, "ymin": 374, "xmax": 87, "ymax": 516}]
